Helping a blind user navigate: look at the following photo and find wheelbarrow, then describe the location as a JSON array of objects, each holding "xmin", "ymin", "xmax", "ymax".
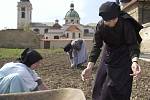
[{"xmin": 0, "ymin": 88, "xmax": 86, "ymax": 100}]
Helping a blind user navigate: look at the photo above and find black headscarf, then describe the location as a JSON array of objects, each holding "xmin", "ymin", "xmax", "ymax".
[
  {"xmin": 18, "ymin": 48, "xmax": 43, "ymax": 67},
  {"xmin": 64, "ymin": 41, "xmax": 72, "ymax": 52},
  {"xmin": 99, "ymin": 1, "xmax": 143, "ymax": 43},
  {"xmin": 99, "ymin": 2, "xmax": 121, "ymax": 21}
]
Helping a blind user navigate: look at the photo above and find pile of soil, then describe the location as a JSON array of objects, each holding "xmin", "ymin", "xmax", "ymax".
[{"xmin": 0, "ymin": 50, "xmax": 149, "ymax": 100}]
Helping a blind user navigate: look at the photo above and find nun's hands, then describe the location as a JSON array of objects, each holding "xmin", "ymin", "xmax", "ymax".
[
  {"xmin": 81, "ymin": 62, "xmax": 94, "ymax": 81},
  {"xmin": 130, "ymin": 62, "xmax": 141, "ymax": 78}
]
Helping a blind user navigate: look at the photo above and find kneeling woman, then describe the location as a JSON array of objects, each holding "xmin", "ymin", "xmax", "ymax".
[{"xmin": 0, "ymin": 48, "xmax": 48, "ymax": 94}]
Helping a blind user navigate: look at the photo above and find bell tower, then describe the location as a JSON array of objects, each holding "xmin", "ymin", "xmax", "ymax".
[{"xmin": 17, "ymin": 0, "xmax": 32, "ymax": 30}]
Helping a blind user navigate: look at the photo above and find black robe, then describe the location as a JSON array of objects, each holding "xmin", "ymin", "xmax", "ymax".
[{"xmin": 89, "ymin": 17, "xmax": 141, "ymax": 100}]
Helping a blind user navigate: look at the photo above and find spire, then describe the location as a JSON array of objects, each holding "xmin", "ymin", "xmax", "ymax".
[
  {"xmin": 55, "ymin": 19, "xmax": 59, "ymax": 24},
  {"xmin": 70, "ymin": 3, "xmax": 74, "ymax": 10}
]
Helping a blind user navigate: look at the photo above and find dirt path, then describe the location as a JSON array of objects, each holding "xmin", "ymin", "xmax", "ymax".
[{"xmin": 0, "ymin": 50, "xmax": 149, "ymax": 100}]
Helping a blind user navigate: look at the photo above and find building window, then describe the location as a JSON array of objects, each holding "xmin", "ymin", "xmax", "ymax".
[
  {"xmin": 77, "ymin": 20, "xmax": 79, "ymax": 23},
  {"xmin": 71, "ymin": 19, "xmax": 74, "ymax": 23},
  {"xmin": 72, "ymin": 33, "xmax": 75, "ymax": 39},
  {"xmin": 44, "ymin": 29, "xmax": 48, "ymax": 33},
  {"xmin": 21, "ymin": 7, "xmax": 25, "ymax": 11},
  {"xmin": 67, "ymin": 33, "xmax": 69, "ymax": 38},
  {"xmin": 84, "ymin": 29, "xmax": 89, "ymax": 34},
  {"xmin": 66, "ymin": 20, "xmax": 68, "ymax": 23},
  {"xmin": 79, "ymin": 33, "xmax": 81, "ymax": 38},
  {"xmin": 21, "ymin": 7, "xmax": 25, "ymax": 18},
  {"xmin": 54, "ymin": 36, "xmax": 59, "ymax": 39},
  {"xmin": 33, "ymin": 29, "xmax": 40, "ymax": 33},
  {"xmin": 21, "ymin": 12, "xmax": 25, "ymax": 18}
]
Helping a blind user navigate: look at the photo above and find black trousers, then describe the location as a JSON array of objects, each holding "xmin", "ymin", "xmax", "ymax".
[{"xmin": 92, "ymin": 45, "xmax": 133, "ymax": 100}]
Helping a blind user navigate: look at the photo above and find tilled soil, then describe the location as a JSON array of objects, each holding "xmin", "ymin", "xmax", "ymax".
[{"xmin": 0, "ymin": 50, "xmax": 149, "ymax": 100}]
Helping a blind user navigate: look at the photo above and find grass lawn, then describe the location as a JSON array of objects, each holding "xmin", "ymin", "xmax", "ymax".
[{"xmin": 0, "ymin": 48, "xmax": 64, "ymax": 59}]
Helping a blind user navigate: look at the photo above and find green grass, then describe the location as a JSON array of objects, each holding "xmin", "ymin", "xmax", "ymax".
[
  {"xmin": 0, "ymin": 48, "xmax": 23, "ymax": 59},
  {"xmin": 0, "ymin": 48, "xmax": 64, "ymax": 59},
  {"xmin": 38, "ymin": 48, "xmax": 64, "ymax": 54}
]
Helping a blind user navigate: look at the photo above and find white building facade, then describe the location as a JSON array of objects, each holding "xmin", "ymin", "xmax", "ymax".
[{"xmin": 17, "ymin": 0, "xmax": 95, "ymax": 39}]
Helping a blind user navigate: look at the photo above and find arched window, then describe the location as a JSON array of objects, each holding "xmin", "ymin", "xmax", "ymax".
[
  {"xmin": 44, "ymin": 29, "xmax": 48, "ymax": 33},
  {"xmin": 67, "ymin": 33, "xmax": 69, "ymax": 38},
  {"xmin": 71, "ymin": 19, "xmax": 74, "ymax": 23},
  {"xmin": 84, "ymin": 29, "xmax": 89, "ymax": 34},
  {"xmin": 79, "ymin": 33, "xmax": 81, "ymax": 38},
  {"xmin": 72, "ymin": 33, "xmax": 75, "ymax": 39},
  {"xmin": 66, "ymin": 20, "xmax": 68, "ymax": 23},
  {"xmin": 21, "ymin": 12, "xmax": 25, "ymax": 18},
  {"xmin": 33, "ymin": 29, "xmax": 40, "ymax": 33},
  {"xmin": 21, "ymin": 7, "xmax": 25, "ymax": 18}
]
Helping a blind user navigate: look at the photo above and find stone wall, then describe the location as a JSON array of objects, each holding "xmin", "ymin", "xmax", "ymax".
[
  {"xmin": 40, "ymin": 39, "xmax": 93, "ymax": 52},
  {"xmin": 0, "ymin": 29, "xmax": 40, "ymax": 48}
]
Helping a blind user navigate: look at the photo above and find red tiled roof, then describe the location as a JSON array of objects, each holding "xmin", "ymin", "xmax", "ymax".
[{"xmin": 66, "ymin": 25, "xmax": 81, "ymax": 32}]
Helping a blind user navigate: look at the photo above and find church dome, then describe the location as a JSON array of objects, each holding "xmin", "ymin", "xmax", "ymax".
[{"xmin": 65, "ymin": 3, "xmax": 80, "ymax": 18}]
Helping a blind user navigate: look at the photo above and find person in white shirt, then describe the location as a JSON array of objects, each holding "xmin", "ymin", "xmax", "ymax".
[{"xmin": 0, "ymin": 48, "xmax": 48, "ymax": 94}]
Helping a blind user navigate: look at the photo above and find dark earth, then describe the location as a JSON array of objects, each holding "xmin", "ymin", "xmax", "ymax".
[{"xmin": 0, "ymin": 49, "xmax": 149, "ymax": 100}]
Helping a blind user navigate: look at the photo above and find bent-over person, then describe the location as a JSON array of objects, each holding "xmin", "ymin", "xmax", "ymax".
[{"xmin": 0, "ymin": 48, "xmax": 48, "ymax": 94}]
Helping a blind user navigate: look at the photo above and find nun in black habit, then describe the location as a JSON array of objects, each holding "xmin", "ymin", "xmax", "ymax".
[{"xmin": 81, "ymin": 1, "xmax": 142, "ymax": 100}]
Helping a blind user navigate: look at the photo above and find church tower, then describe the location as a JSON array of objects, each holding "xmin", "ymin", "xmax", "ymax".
[{"xmin": 17, "ymin": 0, "xmax": 32, "ymax": 30}]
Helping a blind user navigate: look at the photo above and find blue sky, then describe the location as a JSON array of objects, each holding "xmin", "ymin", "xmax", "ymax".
[{"xmin": 0, "ymin": 0, "xmax": 114, "ymax": 30}]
